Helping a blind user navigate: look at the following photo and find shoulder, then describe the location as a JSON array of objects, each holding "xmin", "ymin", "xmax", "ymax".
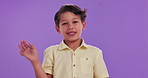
[
  {"xmin": 87, "ymin": 45, "xmax": 103, "ymax": 54},
  {"xmin": 44, "ymin": 45, "xmax": 59, "ymax": 54},
  {"xmin": 45, "ymin": 45, "xmax": 59, "ymax": 51}
]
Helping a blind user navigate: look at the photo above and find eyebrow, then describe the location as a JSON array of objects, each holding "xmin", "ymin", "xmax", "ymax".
[
  {"xmin": 60, "ymin": 20, "xmax": 66, "ymax": 22},
  {"xmin": 72, "ymin": 18, "xmax": 78, "ymax": 20},
  {"xmin": 60, "ymin": 18, "xmax": 78, "ymax": 22}
]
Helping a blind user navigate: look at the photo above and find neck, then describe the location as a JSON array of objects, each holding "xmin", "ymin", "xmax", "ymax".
[{"xmin": 64, "ymin": 38, "xmax": 82, "ymax": 51}]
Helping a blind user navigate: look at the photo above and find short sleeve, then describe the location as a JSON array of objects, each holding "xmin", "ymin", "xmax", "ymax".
[
  {"xmin": 42, "ymin": 48, "xmax": 54, "ymax": 75},
  {"xmin": 93, "ymin": 49, "xmax": 109, "ymax": 78}
]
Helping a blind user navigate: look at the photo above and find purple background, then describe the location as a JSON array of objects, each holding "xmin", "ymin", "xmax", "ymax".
[{"xmin": 0, "ymin": 0, "xmax": 148, "ymax": 78}]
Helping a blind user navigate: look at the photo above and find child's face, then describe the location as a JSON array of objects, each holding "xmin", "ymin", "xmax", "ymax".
[{"xmin": 56, "ymin": 12, "xmax": 86, "ymax": 42}]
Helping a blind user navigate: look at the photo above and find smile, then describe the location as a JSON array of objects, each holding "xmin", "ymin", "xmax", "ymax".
[{"xmin": 67, "ymin": 32, "xmax": 77, "ymax": 36}]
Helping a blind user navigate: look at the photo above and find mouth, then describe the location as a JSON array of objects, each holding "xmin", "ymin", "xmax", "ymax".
[{"xmin": 66, "ymin": 31, "xmax": 77, "ymax": 36}]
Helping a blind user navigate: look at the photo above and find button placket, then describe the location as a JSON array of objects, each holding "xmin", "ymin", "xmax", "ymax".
[{"xmin": 72, "ymin": 52, "xmax": 77, "ymax": 78}]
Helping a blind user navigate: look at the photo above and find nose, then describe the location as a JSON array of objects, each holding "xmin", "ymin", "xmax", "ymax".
[{"xmin": 68, "ymin": 23, "xmax": 74, "ymax": 30}]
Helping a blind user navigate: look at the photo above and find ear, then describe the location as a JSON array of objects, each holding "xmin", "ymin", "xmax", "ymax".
[
  {"xmin": 82, "ymin": 21, "xmax": 86, "ymax": 30},
  {"xmin": 55, "ymin": 26, "xmax": 61, "ymax": 33}
]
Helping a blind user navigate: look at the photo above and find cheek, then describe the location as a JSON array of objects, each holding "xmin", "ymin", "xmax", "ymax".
[
  {"xmin": 78, "ymin": 26, "xmax": 83, "ymax": 31},
  {"xmin": 77, "ymin": 28, "xmax": 83, "ymax": 34},
  {"xmin": 60, "ymin": 27, "xmax": 67, "ymax": 33}
]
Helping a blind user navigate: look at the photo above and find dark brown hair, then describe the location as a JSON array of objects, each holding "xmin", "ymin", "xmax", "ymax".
[{"xmin": 54, "ymin": 4, "xmax": 87, "ymax": 27}]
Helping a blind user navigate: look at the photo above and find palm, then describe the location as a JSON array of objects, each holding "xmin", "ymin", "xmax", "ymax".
[
  {"xmin": 18, "ymin": 41, "xmax": 39, "ymax": 62},
  {"xmin": 24, "ymin": 46, "xmax": 38, "ymax": 61}
]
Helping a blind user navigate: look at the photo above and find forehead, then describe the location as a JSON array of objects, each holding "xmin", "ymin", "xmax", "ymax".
[{"xmin": 60, "ymin": 12, "xmax": 80, "ymax": 22}]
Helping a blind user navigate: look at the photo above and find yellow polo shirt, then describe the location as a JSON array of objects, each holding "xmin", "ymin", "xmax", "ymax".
[{"xmin": 42, "ymin": 40, "xmax": 109, "ymax": 78}]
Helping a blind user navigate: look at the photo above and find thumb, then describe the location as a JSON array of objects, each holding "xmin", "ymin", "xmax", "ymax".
[{"xmin": 29, "ymin": 43, "xmax": 36, "ymax": 49}]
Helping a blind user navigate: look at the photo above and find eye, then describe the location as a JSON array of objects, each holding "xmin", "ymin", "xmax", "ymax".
[
  {"xmin": 73, "ymin": 21, "xmax": 78, "ymax": 23},
  {"xmin": 62, "ymin": 23, "xmax": 68, "ymax": 25}
]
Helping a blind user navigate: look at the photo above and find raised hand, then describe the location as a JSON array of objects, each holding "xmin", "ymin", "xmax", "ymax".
[{"xmin": 18, "ymin": 40, "xmax": 39, "ymax": 62}]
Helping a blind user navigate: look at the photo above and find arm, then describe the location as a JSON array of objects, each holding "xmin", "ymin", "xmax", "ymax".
[
  {"xmin": 31, "ymin": 59, "xmax": 53, "ymax": 78},
  {"xmin": 93, "ymin": 49, "xmax": 109, "ymax": 78},
  {"xmin": 47, "ymin": 73, "xmax": 53, "ymax": 78},
  {"xmin": 18, "ymin": 40, "xmax": 53, "ymax": 78}
]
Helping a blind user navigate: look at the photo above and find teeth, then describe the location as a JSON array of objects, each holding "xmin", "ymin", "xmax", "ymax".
[{"xmin": 68, "ymin": 32, "xmax": 75, "ymax": 35}]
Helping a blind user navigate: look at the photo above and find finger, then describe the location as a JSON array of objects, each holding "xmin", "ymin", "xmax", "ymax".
[
  {"xmin": 23, "ymin": 40, "xmax": 29, "ymax": 48},
  {"xmin": 29, "ymin": 43, "xmax": 36, "ymax": 49},
  {"xmin": 21, "ymin": 40, "xmax": 27, "ymax": 50},
  {"xmin": 18, "ymin": 44, "xmax": 25, "ymax": 52},
  {"xmin": 19, "ymin": 50, "xmax": 24, "ymax": 56}
]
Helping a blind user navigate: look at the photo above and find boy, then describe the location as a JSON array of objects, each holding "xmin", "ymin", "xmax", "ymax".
[{"xmin": 18, "ymin": 4, "xmax": 109, "ymax": 78}]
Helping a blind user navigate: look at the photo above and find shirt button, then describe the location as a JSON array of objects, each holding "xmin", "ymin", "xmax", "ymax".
[
  {"xmin": 74, "ymin": 77, "xmax": 76, "ymax": 78},
  {"xmin": 73, "ymin": 64, "xmax": 76, "ymax": 67},
  {"xmin": 73, "ymin": 53, "xmax": 75, "ymax": 55}
]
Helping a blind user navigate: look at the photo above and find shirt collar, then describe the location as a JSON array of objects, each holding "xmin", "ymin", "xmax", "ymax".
[{"xmin": 58, "ymin": 39, "xmax": 88, "ymax": 50}]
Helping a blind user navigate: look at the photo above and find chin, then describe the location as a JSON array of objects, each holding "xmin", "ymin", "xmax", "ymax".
[{"xmin": 65, "ymin": 38, "xmax": 81, "ymax": 42}]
